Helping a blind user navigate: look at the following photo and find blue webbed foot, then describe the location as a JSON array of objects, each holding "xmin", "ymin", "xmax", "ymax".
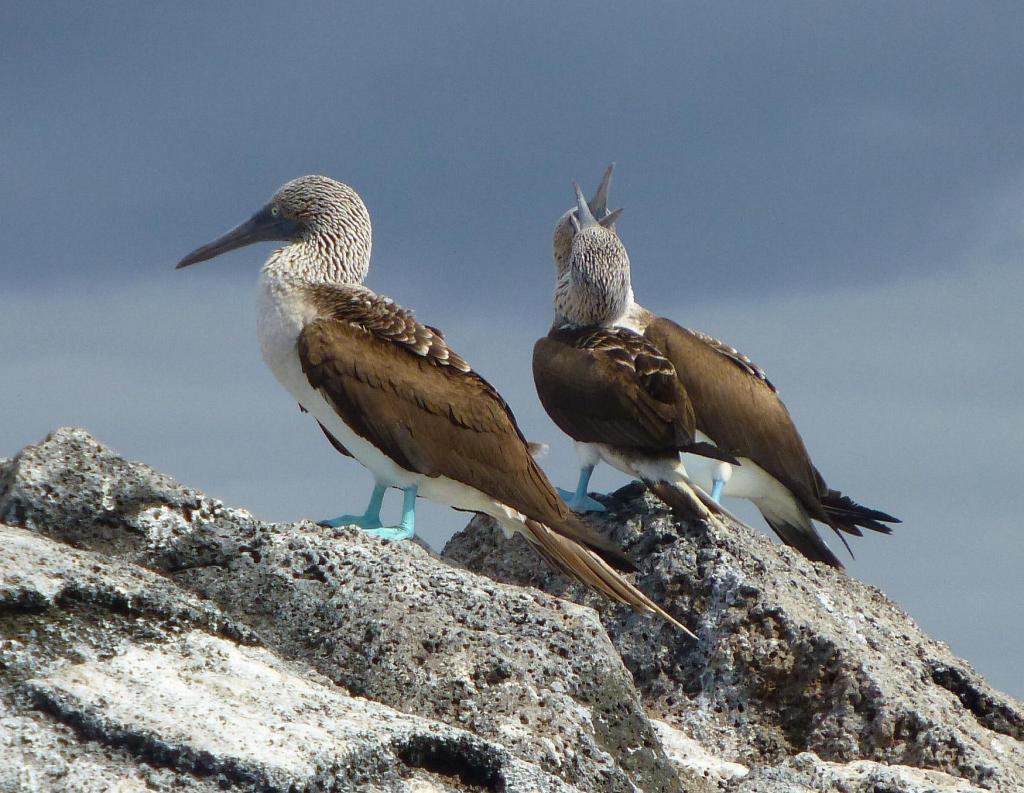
[
  {"xmin": 559, "ymin": 464, "xmax": 606, "ymax": 512},
  {"xmin": 362, "ymin": 485, "xmax": 418, "ymax": 542},
  {"xmin": 318, "ymin": 513, "xmax": 384, "ymax": 529},
  {"xmin": 363, "ymin": 524, "xmax": 415, "ymax": 541},
  {"xmin": 317, "ymin": 483, "xmax": 387, "ymax": 529},
  {"xmin": 557, "ymin": 487, "xmax": 608, "ymax": 513}
]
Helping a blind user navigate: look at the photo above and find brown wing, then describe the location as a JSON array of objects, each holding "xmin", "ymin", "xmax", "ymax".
[
  {"xmin": 533, "ymin": 326, "xmax": 697, "ymax": 454},
  {"xmin": 684, "ymin": 328, "xmax": 776, "ymax": 391},
  {"xmin": 643, "ymin": 317, "xmax": 829, "ymax": 520},
  {"xmin": 296, "ymin": 295, "xmax": 629, "ymax": 568}
]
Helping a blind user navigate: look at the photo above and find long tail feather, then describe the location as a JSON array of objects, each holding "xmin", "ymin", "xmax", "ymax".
[
  {"xmin": 524, "ymin": 519, "xmax": 697, "ymax": 639},
  {"xmin": 562, "ymin": 514, "xmax": 636, "ymax": 572},
  {"xmin": 646, "ymin": 478, "xmax": 746, "ymax": 527}
]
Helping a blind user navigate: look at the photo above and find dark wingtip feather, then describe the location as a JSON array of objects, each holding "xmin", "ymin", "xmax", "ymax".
[
  {"xmin": 822, "ymin": 490, "xmax": 900, "ymax": 534},
  {"xmin": 837, "ymin": 516, "xmax": 894, "ymax": 536}
]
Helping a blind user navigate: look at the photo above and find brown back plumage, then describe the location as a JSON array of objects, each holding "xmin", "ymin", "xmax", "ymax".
[
  {"xmin": 297, "ymin": 286, "xmax": 633, "ymax": 570},
  {"xmin": 296, "ymin": 287, "xmax": 706, "ymax": 631},
  {"xmin": 534, "ymin": 326, "xmax": 695, "ymax": 451},
  {"xmin": 533, "ymin": 325, "xmax": 736, "ymax": 466}
]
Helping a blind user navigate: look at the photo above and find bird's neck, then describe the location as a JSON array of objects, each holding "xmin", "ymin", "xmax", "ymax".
[
  {"xmin": 553, "ymin": 256, "xmax": 633, "ymax": 328},
  {"xmin": 263, "ymin": 232, "xmax": 371, "ymax": 286}
]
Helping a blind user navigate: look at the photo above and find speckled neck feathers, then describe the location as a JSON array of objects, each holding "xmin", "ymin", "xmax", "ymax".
[{"xmin": 264, "ymin": 176, "xmax": 372, "ymax": 285}]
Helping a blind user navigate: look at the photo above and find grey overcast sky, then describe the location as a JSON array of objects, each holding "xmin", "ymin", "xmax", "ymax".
[{"xmin": 2, "ymin": 3, "xmax": 1022, "ymax": 699}]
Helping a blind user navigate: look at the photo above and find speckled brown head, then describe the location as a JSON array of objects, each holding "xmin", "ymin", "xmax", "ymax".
[
  {"xmin": 177, "ymin": 174, "xmax": 373, "ymax": 284},
  {"xmin": 553, "ymin": 182, "xmax": 632, "ymax": 327},
  {"xmin": 272, "ymin": 175, "xmax": 371, "ymax": 248},
  {"xmin": 551, "ymin": 164, "xmax": 623, "ymax": 279}
]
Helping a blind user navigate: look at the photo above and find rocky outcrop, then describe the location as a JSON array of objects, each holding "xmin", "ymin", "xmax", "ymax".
[
  {"xmin": 444, "ymin": 483, "xmax": 1024, "ymax": 791},
  {"xmin": 0, "ymin": 428, "xmax": 1021, "ymax": 792},
  {"xmin": 0, "ymin": 429, "xmax": 687, "ymax": 792},
  {"xmin": 1, "ymin": 529, "xmax": 571, "ymax": 792}
]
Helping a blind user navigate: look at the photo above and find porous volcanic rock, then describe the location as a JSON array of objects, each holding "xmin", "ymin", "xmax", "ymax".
[
  {"xmin": 0, "ymin": 429, "xmax": 695, "ymax": 792},
  {"xmin": 3, "ymin": 428, "xmax": 1021, "ymax": 791},
  {"xmin": 444, "ymin": 483, "xmax": 1024, "ymax": 792}
]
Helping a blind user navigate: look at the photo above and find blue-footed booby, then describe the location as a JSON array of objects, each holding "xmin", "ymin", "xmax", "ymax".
[
  {"xmin": 538, "ymin": 167, "xmax": 899, "ymax": 567},
  {"xmin": 534, "ymin": 182, "xmax": 738, "ymax": 524},
  {"xmin": 176, "ymin": 174, "xmax": 695, "ymax": 633}
]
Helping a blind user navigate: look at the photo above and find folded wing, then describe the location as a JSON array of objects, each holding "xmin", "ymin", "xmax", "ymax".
[
  {"xmin": 297, "ymin": 290, "xmax": 631, "ymax": 568},
  {"xmin": 644, "ymin": 317, "xmax": 831, "ymax": 521},
  {"xmin": 533, "ymin": 325, "xmax": 699, "ymax": 454}
]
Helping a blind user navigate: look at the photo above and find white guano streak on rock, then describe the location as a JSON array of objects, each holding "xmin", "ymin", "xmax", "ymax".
[
  {"xmin": 0, "ymin": 529, "xmax": 66, "ymax": 602},
  {"xmin": 27, "ymin": 631, "xmax": 454, "ymax": 783},
  {"xmin": 650, "ymin": 719, "xmax": 749, "ymax": 784}
]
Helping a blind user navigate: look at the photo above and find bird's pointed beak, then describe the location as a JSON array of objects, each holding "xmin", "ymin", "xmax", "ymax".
[
  {"xmin": 590, "ymin": 163, "xmax": 614, "ymax": 217},
  {"xmin": 176, "ymin": 204, "xmax": 302, "ymax": 269},
  {"xmin": 573, "ymin": 181, "xmax": 599, "ymax": 230},
  {"xmin": 599, "ymin": 207, "xmax": 624, "ymax": 228}
]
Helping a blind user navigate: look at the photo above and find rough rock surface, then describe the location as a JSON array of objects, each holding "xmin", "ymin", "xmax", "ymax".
[
  {"xmin": 444, "ymin": 483, "xmax": 1024, "ymax": 792},
  {"xmin": 1, "ymin": 429, "xmax": 1021, "ymax": 792},
  {"xmin": 0, "ymin": 429, "xmax": 689, "ymax": 792}
]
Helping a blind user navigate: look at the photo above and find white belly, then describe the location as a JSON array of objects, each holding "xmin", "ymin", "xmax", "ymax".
[
  {"xmin": 256, "ymin": 273, "xmax": 531, "ymax": 532},
  {"xmin": 575, "ymin": 441, "xmax": 697, "ymax": 493},
  {"xmin": 682, "ymin": 432, "xmax": 777, "ymax": 500},
  {"xmin": 574, "ymin": 441, "xmax": 652, "ymax": 480},
  {"xmin": 683, "ymin": 432, "xmax": 807, "ymax": 526},
  {"xmin": 577, "ymin": 432, "xmax": 805, "ymax": 525}
]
